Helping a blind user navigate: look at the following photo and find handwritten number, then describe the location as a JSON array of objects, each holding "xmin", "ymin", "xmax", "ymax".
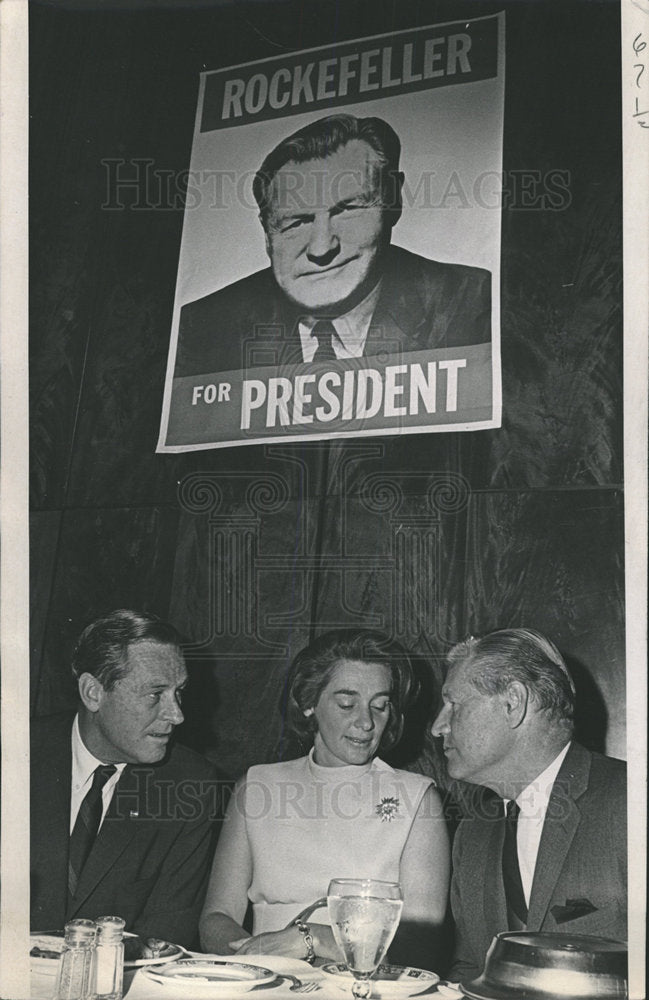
[{"xmin": 632, "ymin": 34, "xmax": 648, "ymax": 128}]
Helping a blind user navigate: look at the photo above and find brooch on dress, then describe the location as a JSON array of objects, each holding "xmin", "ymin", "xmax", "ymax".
[{"xmin": 375, "ymin": 796, "xmax": 400, "ymax": 822}]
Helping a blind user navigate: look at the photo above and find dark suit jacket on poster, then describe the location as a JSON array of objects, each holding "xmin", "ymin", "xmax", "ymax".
[
  {"xmin": 174, "ymin": 245, "xmax": 492, "ymax": 377},
  {"xmin": 30, "ymin": 714, "xmax": 220, "ymax": 948},
  {"xmin": 449, "ymin": 742, "xmax": 627, "ymax": 983}
]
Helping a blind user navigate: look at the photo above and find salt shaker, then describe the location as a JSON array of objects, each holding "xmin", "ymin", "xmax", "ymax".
[
  {"xmin": 53, "ymin": 919, "xmax": 97, "ymax": 1000},
  {"xmin": 88, "ymin": 916, "xmax": 125, "ymax": 1000}
]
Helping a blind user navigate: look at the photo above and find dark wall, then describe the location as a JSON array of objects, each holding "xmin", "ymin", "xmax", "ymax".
[{"xmin": 30, "ymin": 0, "xmax": 625, "ymax": 777}]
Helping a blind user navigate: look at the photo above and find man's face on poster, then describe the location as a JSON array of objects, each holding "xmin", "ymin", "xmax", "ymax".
[{"xmin": 264, "ymin": 139, "xmax": 400, "ymax": 315}]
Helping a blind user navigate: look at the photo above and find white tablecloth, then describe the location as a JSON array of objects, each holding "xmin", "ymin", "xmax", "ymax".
[
  {"xmin": 126, "ymin": 954, "xmax": 326, "ymax": 999},
  {"xmin": 32, "ymin": 953, "xmax": 327, "ymax": 999},
  {"xmin": 31, "ymin": 952, "xmax": 451, "ymax": 999}
]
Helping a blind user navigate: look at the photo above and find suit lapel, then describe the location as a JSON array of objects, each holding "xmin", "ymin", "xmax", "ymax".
[
  {"xmin": 270, "ymin": 292, "xmax": 304, "ymax": 368},
  {"xmin": 66, "ymin": 766, "xmax": 140, "ymax": 919},
  {"xmin": 526, "ymin": 743, "xmax": 590, "ymax": 928},
  {"xmin": 482, "ymin": 798, "xmax": 508, "ymax": 946},
  {"xmin": 365, "ymin": 252, "xmax": 428, "ymax": 358}
]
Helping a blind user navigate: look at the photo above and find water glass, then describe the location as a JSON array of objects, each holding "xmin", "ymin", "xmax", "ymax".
[{"xmin": 327, "ymin": 878, "xmax": 403, "ymax": 999}]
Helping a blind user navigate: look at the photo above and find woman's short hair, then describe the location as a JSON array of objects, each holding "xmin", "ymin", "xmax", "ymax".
[
  {"xmin": 72, "ymin": 609, "xmax": 183, "ymax": 691},
  {"xmin": 448, "ymin": 627, "xmax": 576, "ymax": 728},
  {"xmin": 284, "ymin": 628, "xmax": 417, "ymax": 753}
]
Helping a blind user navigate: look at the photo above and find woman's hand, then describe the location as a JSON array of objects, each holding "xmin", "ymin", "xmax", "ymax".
[{"xmin": 229, "ymin": 925, "xmax": 307, "ymax": 959}]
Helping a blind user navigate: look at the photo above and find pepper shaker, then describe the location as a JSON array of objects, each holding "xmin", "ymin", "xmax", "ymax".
[{"xmin": 53, "ymin": 919, "xmax": 97, "ymax": 1000}]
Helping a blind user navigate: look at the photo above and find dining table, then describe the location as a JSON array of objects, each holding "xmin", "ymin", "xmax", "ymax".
[{"xmin": 30, "ymin": 949, "xmax": 458, "ymax": 1000}]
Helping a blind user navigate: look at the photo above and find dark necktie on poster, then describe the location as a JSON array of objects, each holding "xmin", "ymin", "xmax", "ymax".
[{"xmin": 312, "ymin": 320, "xmax": 338, "ymax": 363}]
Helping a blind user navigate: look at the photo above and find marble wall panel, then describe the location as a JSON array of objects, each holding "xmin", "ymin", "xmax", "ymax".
[
  {"xmin": 169, "ymin": 487, "xmax": 319, "ymax": 654},
  {"xmin": 460, "ymin": 490, "xmax": 626, "ymax": 757},
  {"xmin": 313, "ymin": 487, "xmax": 625, "ymax": 759},
  {"xmin": 32, "ymin": 505, "xmax": 181, "ymax": 717},
  {"xmin": 29, "ymin": 121, "xmax": 106, "ymax": 511},
  {"xmin": 29, "ymin": 511, "xmax": 63, "ymax": 712},
  {"xmin": 179, "ymin": 655, "xmax": 308, "ymax": 779},
  {"xmin": 29, "ymin": 7, "xmax": 153, "ymax": 510},
  {"xmin": 168, "ymin": 488, "xmax": 322, "ymax": 775}
]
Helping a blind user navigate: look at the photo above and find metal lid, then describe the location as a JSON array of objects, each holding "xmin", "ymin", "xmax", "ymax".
[
  {"xmin": 95, "ymin": 916, "xmax": 125, "ymax": 942},
  {"xmin": 63, "ymin": 919, "xmax": 97, "ymax": 946},
  {"xmin": 461, "ymin": 932, "xmax": 627, "ymax": 1000}
]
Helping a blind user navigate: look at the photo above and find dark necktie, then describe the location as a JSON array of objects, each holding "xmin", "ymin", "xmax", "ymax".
[
  {"xmin": 68, "ymin": 764, "xmax": 117, "ymax": 898},
  {"xmin": 312, "ymin": 319, "xmax": 338, "ymax": 362},
  {"xmin": 502, "ymin": 799, "xmax": 528, "ymax": 927}
]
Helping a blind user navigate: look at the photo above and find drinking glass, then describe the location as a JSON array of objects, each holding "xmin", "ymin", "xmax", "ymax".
[{"xmin": 327, "ymin": 878, "xmax": 403, "ymax": 999}]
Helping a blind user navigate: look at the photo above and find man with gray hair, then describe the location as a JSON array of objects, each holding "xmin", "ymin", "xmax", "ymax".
[{"xmin": 431, "ymin": 628, "xmax": 627, "ymax": 983}]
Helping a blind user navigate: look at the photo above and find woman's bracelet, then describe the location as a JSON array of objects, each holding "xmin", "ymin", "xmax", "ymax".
[{"xmin": 293, "ymin": 919, "xmax": 316, "ymax": 964}]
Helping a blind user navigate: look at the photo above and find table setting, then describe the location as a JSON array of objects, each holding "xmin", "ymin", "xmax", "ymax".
[
  {"xmin": 32, "ymin": 946, "xmax": 446, "ymax": 1000},
  {"xmin": 30, "ymin": 878, "xmax": 627, "ymax": 1000}
]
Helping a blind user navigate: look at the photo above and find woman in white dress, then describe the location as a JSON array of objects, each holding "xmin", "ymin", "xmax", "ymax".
[{"xmin": 199, "ymin": 629, "xmax": 450, "ymax": 967}]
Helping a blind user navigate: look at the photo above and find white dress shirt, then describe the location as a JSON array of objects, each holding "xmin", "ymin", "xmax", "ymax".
[
  {"xmin": 298, "ymin": 280, "xmax": 383, "ymax": 361},
  {"xmin": 70, "ymin": 714, "xmax": 126, "ymax": 833},
  {"xmin": 508, "ymin": 741, "xmax": 571, "ymax": 905}
]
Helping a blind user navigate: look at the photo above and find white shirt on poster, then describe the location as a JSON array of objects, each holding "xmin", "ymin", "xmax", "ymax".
[{"xmin": 298, "ymin": 280, "xmax": 382, "ymax": 361}]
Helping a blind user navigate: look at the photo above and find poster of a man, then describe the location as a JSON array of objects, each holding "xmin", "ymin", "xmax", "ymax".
[
  {"xmin": 158, "ymin": 14, "xmax": 504, "ymax": 450},
  {"xmin": 174, "ymin": 113, "xmax": 492, "ymax": 376}
]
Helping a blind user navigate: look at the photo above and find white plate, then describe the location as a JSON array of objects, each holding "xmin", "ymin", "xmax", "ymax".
[
  {"xmin": 30, "ymin": 932, "xmax": 183, "ymax": 969},
  {"xmin": 188, "ymin": 953, "xmax": 324, "ymax": 980},
  {"xmin": 321, "ymin": 963, "xmax": 440, "ymax": 998},
  {"xmin": 141, "ymin": 959, "xmax": 277, "ymax": 994}
]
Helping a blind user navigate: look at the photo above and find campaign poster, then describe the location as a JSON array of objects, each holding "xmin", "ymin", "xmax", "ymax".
[{"xmin": 158, "ymin": 14, "xmax": 504, "ymax": 451}]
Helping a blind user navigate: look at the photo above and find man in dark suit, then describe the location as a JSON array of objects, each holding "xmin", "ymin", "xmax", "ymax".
[
  {"xmin": 431, "ymin": 628, "xmax": 627, "ymax": 985},
  {"xmin": 174, "ymin": 112, "xmax": 491, "ymax": 378},
  {"xmin": 30, "ymin": 610, "xmax": 220, "ymax": 949}
]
